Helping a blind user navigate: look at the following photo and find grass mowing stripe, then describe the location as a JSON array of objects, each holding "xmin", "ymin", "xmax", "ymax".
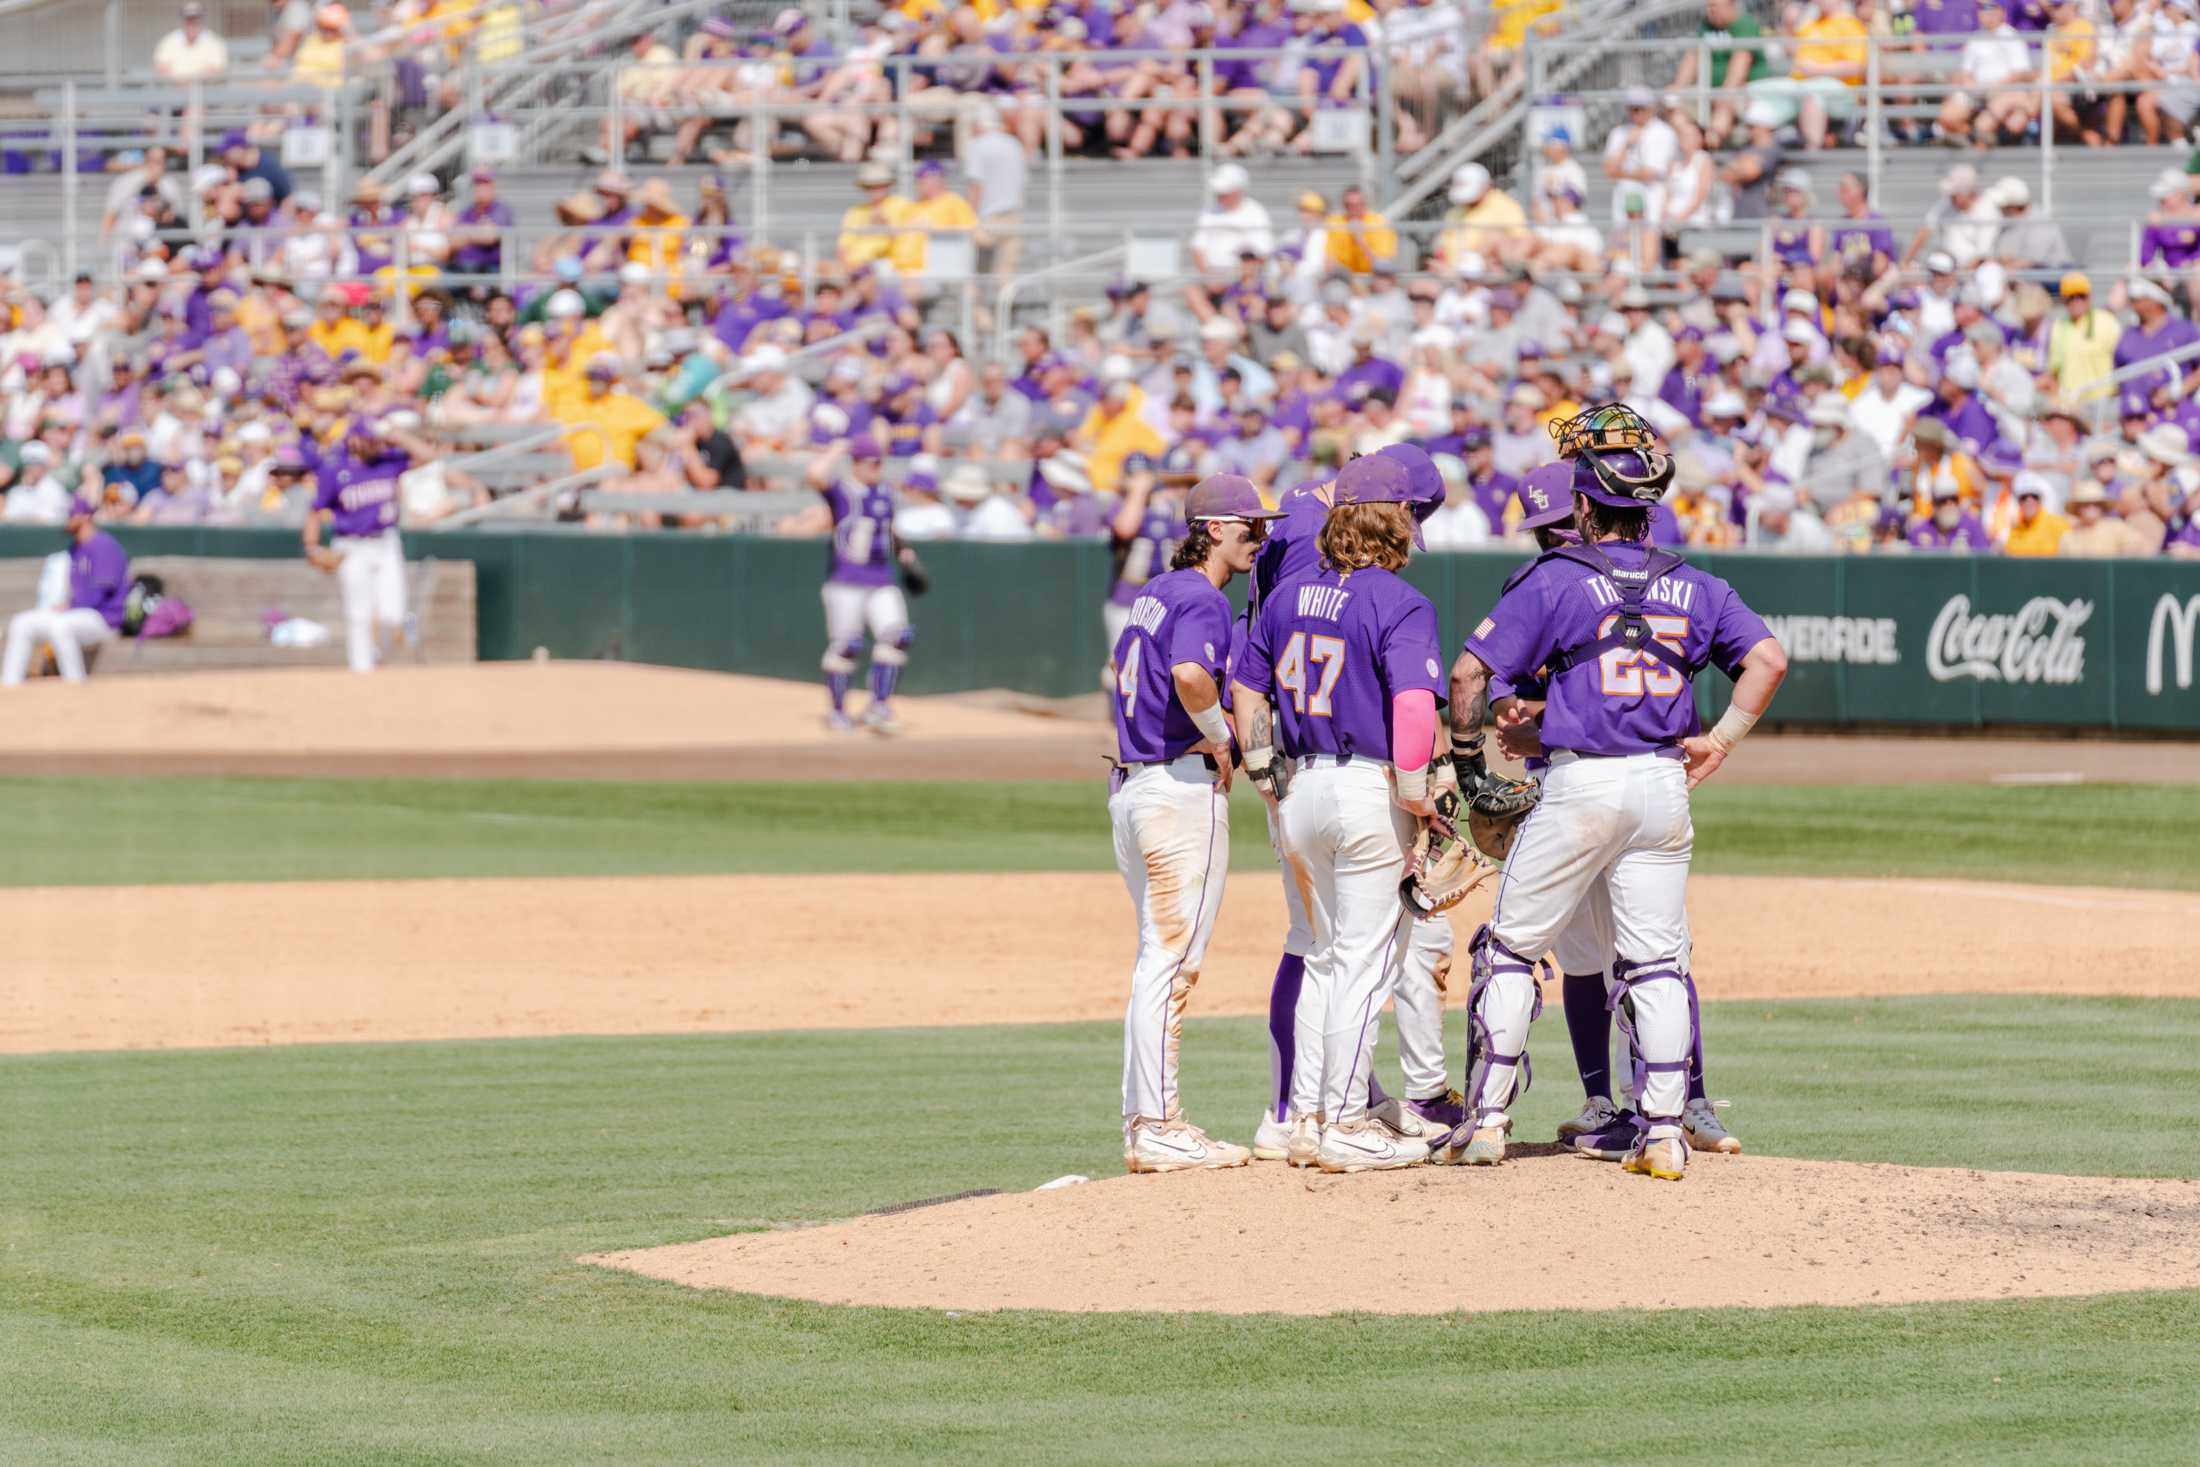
[
  {"xmin": 5, "ymin": 776, "xmax": 2200, "ymax": 889},
  {"xmin": 2, "ymin": 998, "xmax": 2196, "ymax": 1463}
]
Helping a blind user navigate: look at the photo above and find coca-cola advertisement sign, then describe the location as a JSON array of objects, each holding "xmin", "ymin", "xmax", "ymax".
[{"xmin": 1925, "ymin": 595, "xmax": 2093, "ymax": 685}]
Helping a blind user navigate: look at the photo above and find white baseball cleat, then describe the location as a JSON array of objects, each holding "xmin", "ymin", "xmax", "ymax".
[
  {"xmin": 824, "ymin": 712, "xmax": 856, "ymax": 734},
  {"xmin": 1684, "ymin": 1098, "xmax": 1742, "ymax": 1154},
  {"xmin": 1315, "ymin": 1120, "xmax": 1428, "ymax": 1173},
  {"xmin": 1623, "ymin": 1134, "xmax": 1689, "ymax": 1181},
  {"xmin": 862, "ymin": 703, "xmax": 901, "ymax": 737},
  {"xmin": 1557, "ymin": 1094, "xmax": 1622, "ymax": 1141},
  {"xmin": 1285, "ymin": 1113, "xmax": 1321, "ymax": 1168},
  {"xmin": 1124, "ymin": 1119, "xmax": 1251, "ymax": 1174},
  {"xmin": 1251, "ymin": 1111, "xmax": 1294, "ymax": 1161}
]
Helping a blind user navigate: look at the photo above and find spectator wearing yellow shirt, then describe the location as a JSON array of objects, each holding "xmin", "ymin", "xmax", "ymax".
[
  {"xmin": 2001, "ymin": 475, "xmax": 2070, "ymax": 556},
  {"xmin": 1434, "ymin": 163, "xmax": 1529, "ymax": 270},
  {"xmin": 1472, "ymin": 0, "xmax": 1562, "ymax": 100},
  {"xmin": 2044, "ymin": 0, "xmax": 2104, "ymax": 145},
  {"xmin": 837, "ymin": 160, "xmax": 910, "ymax": 272},
  {"xmin": 1324, "ymin": 186, "xmax": 1398, "ymax": 274},
  {"xmin": 891, "ymin": 160, "xmax": 979, "ymax": 280},
  {"xmin": 623, "ymin": 179, "xmax": 691, "ymax": 294},
  {"xmin": 563, "ymin": 355, "xmax": 670, "ymax": 474},
  {"xmin": 1074, "ymin": 367, "xmax": 1166, "ymax": 495},
  {"xmin": 352, "ymin": 296, "xmax": 398, "ymax": 366},
  {"xmin": 1745, "ymin": 0, "xmax": 1867, "ymax": 149},
  {"xmin": 540, "ymin": 290, "xmax": 613, "ymax": 419},
  {"xmin": 2046, "ymin": 272, "xmax": 2121, "ymax": 401},
  {"xmin": 291, "ymin": 3, "xmax": 351, "ymax": 90},
  {"xmin": 307, "ymin": 287, "xmax": 370, "ymax": 359}
]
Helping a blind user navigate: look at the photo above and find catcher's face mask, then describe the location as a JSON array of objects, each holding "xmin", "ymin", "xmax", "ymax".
[{"xmin": 1549, "ymin": 403, "xmax": 1676, "ymax": 508}]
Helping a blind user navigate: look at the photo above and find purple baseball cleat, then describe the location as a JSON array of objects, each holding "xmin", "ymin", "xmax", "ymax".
[
  {"xmin": 1404, "ymin": 1089, "xmax": 1467, "ymax": 1132},
  {"xmin": 1569, "ymin": 1109, "xmax": 1645, "ymax": 1162}
]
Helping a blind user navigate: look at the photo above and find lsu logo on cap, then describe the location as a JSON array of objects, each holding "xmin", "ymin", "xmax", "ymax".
[{"xmin": 1527, "ymin": 485, "xmax": 1549, "ymax": 510}]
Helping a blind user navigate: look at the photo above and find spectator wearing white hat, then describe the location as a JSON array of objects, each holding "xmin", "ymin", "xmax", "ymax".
[
  {"xmin": 1850, "ymin": 341, "xmax": 1933, "ymax": 463},
  {"xmin": 1904, "ymin": 163, "xmax": 1998, "ymax": 271},
  {"xmin": 1985, "ymin": 177, "xmax": 2071, "ymax": 284},
  {"xmin": 2112, "ymin": 276, "xmax": 2200, "ymax": 400},
  {"xmin": 730, "ymin": 344, "xmax": 815, "ymax": 453},
  {"xmin": 1433, "ymin": 161, "xmax": 1526, "ymax": 271},
  {"xmin": 2002, "ymin": 471, "xmax": 2071, "ymax": 556},
  {"xmin": 1189, "ymin": 165, "xmax": 1274, "ymax": 275},
  {"xmin": 945, "ymin": 461, "xmax": 1034, "ymax": 541},
  {"xmin": 1602, "ymin": 86, "xmax": 1678, "ymax": 226},
  {"xmin": 1750, "ymin": 482, "xmax": 1835, "ymax": 551}
]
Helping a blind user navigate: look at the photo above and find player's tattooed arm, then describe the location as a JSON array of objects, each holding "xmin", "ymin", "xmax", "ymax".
[
  {"xmin": 1448, "ymin": 650, "xmax": 1492, "ymax": 787},
  {"xmin": 1233, "ymin": 684, "xmax": 1286, "ymax": 804}
]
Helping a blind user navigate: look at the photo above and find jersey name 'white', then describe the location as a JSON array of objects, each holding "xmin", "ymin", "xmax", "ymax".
[{"xmin": 1295, "ymin": 583, "xmax": 1353, "ymax": 621}]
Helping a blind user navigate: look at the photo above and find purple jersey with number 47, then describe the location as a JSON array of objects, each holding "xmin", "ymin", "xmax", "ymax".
[
  {"xmin": 1237, "ymin": 565, "xmax": 1443, "ymax": 762},
  {"xmin": 1464, "ymin": 542, "xmax": 1770, "ymax": 758},
  {"xmin": 824, "ymin": 480, "xmax": 897, "ymax": 587},
  {"xmin": 1113, "ymin": 568, "xmax": 1234, "ymax": 764}
]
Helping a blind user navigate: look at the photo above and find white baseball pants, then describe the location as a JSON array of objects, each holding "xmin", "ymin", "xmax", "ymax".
[
  {"xmin": 1265, "ymin": 800, "xmax": 1451, "ymax": 1112},
  {"xmin": 821, "ymin": 581, "xmax": 909, "ymax": 661},
  {"xmin": 1480, "ymin": 752, "xmax": 1695, "ymax": 1141},
  {"xmin": 335, "ymin": 532, "xmax": 406, "ymax": 674},
  {"xmin": 1112, "ymin": 756, "xmax": 1230, "ymax": 1124},
  {"xmin": 1277, "ymin": 758, "xmax": 1415, "ymax": 1128},
  {"xmin": 1, "ymin": 607, "xmax": 113, "ymax": 685}
]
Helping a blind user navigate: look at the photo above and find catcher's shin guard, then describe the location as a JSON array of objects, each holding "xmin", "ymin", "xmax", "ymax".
[
  {"xmin": 1608, "ymin": 954, "xmax": 1691, "ymax": 1139},
  {"xmin": 821, "ymin": 639, "xmax": 863, "ymax": 675},
  {"xmin": 1462, "ymin": 924, "xmax": 1547, "ymax": 1126}
]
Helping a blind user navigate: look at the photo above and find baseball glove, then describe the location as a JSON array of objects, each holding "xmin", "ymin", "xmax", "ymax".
[
  {"xmin": 897, "ymin": 546, "xmax": 931, "ymax": 596},
  {"xmin": 1399, "ymin": 790, "xmax": 1500, "ymax": 917},
  {"xmin": 1465, "ymin": 772, "xmax": 1540, "ymax": 861}
]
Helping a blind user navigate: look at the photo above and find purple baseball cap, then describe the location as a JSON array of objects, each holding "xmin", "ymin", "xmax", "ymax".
[
  {"xmin": 847, "ymin": 434, "xmax": 883, "ymax": 462},
  {"xmin": 1334, "ymin": 453, "xmax": 1415, "ymax": 506},
  {"xmin": 1186, "ymin": 473, "xmax": 1282, "ymax": 522},
  {"xmin": 914, "ymin": 160, "xmax": 945, "ymax": 179},
  {"xmin": 1980, "ymin": 438, "xmax": 2025, "ymax": 477},
  {"xmin": 1374, "ymin": 442, "xmax": 1445, "ymax": 512},
  {"xmin": 2120, "ymin": 389, "xmax": 2151, "ymax": 420},
  {"xmin": 67, "ymin": 494, "xmax": 96, "ymax": 519},
  {"xmin": 1514, "ymin": 460, "xmax": 1574, "ymax": 531}
]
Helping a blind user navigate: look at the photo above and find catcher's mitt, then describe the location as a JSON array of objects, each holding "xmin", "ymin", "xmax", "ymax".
[
  {"xmin": 897, "ymin": 545, "xmax": 931, "ymax": 596},
  {"xmin": 1399, "ymin": 790, "xmax": 1500, "ymax": 917},
  {"xmin": 1465, "ymin": 772, "xmax": 1540, "ymax": 861}
]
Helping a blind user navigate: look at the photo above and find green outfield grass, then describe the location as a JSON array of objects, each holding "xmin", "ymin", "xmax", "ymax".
[
  {"xmin": 5, "ymin": 997, "xmax": 2199, "ymax": 1464},
  {"xmin": 9, "ymin": 776, "xmax": 2200, "ymax": 890}
]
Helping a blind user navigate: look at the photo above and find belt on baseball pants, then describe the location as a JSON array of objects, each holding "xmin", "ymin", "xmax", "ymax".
[
  {"xmin": 1544, "ymin": 747, "xmax": 1685, "ymax": 766},
  {"xmin": 1289, "ymin": 753, "xmax": 1393, "ymax": 771},
  {"xmin": 1109, "ymin": 752, "xmax": 1219, "ymax": 793}
]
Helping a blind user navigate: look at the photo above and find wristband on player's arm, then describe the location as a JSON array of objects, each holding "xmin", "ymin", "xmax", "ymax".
[
  {"xmin": 1188, "ymin": 700, "xmax": 1230, "ymax": 747},
  {"xmin": 1705, "ymin": 703, "xmax": 1759, "ymax": 754}
]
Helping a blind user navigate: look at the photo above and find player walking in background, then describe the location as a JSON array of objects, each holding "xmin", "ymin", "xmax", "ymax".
[
  {"xmin": 809, "ymin": 434, "xmax": 915, "ymax": 734},
  {"xmin": 1110, "ymin": 473, "xmax": 1280, "ymax": 1175},
  {"xmin": 1490, "ymin": 468, "xmax": 1744, "ymax": 1158},
  {"xmin": 1246, "ymin": 445, "xmax": 1461, "ymax": 1166},
  {"xmin": 1439, "ymin": 406, "xmax": 1786, "ymax": 1181},
  {"xmin": 1, "ymin": 497, "xmax": 129, "ymax": 686},
  {"xmin": 302, "ymin": 411, "xmax": 435, "ymax": 675},
  {"xmin": 1233, "ymin": 454, "xmax": 1447, "ymax": 1174},
  {"xmin": 1102, "ymin": 455, "xmax": 1185, "ymax": 687}
]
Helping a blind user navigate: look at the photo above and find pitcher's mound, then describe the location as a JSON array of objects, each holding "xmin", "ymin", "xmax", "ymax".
[{"xmin": 587, "ymin": 1154, "xmax": 2200, "ymax": 1316}]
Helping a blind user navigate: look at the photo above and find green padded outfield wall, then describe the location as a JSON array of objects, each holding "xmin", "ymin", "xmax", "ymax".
[{"xmin": 2, "ymin": 526, "xmax": 2193, "ymax": 732}]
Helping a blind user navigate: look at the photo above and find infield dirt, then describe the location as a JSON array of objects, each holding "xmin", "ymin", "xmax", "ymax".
[{"xmin": 587, "ymin": 1156, "xmax": 2200, "ymax": 1316}]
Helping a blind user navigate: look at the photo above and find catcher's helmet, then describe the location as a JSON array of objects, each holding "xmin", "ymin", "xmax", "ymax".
[{"xmin": 1548, "ymin": 402, "xmax": 1675, "ymax": 508}]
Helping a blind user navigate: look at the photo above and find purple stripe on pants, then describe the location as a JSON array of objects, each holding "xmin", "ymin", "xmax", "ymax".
[{"xmin": 1267, "ymin": 952, "xmax": 1305, "ymax": 1122}]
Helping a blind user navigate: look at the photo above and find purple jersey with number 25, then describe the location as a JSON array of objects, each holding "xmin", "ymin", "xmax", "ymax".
[
  {"xmin": 1464, "ymin": 542, "xmax": 1770, "ymax": 758},
  {"xmin": 1113, "ymin": 567, "xmax": 1234, "ymax": 764},
  {"xmin": 824, "ymin": 480, "xmax": 897, "ymax": 587},
  {"xmin": 1236, "ymin": 565, "xmax": 1443, "ymax": 762}
]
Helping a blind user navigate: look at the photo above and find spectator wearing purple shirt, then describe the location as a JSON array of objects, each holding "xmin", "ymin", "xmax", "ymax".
[
  {"xmin": 1335, "ymin": 322, "xmax": 1404, "ymax": 405},
  {"xmin": 450, "ymin": 169, "xmax": 514, "ymax": 278},
  {"xmin": 1829, "ymin": 172, "xmax": 1898, "ymax": 276},
  {"xmin": 1909, "ymin": 487, "xmax": 1995, "ymax": 550},
  {"xmin": 2112, "ymin": 278, "xmax": 2200, "ymax": 400},
  {"xmin": 1659, "ymin": 329, "xmax": 1711, "ymax": 427},
  {"xmin": 1, "ymin": 497, "xmax": 128, "ymax": 685},
  {"xmin": 1925, "ymin": 355, "xmax": 2001, "ymax": 453}
]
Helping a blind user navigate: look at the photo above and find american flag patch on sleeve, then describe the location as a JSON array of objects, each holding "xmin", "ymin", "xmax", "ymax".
[{"xmin": 1473, "ymin": 617, "xmax": 1496, "ymax": 640}]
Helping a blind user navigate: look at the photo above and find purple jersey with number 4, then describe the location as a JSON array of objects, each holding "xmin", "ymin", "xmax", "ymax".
[
  {"xmin": 1464, "ymin": 542, "xmax": 1770, "ymax": 758},
  {"xmin": 1112, "ymin": 568, "xmax": 1233, "ymax": 764},
  {"xmin": 824, "ymin": 480, "xmax": 897, "ymax": 587},
  {"xmin": 1237, "ymin": 566, "xmax": 1443, "ymax": 762}
]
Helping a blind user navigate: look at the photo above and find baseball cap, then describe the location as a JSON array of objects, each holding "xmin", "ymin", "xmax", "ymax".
[
  {"xmin": 1980, "ymin": 438, "xmax": 2024, "ymax": 476},
  {"xmin": 1623, "ymin": 85, "xmax": 1655, "ymax": 108},
  {"xmin": 2121, "ymin": 389, "xmax": 2151, "ymax": 419},
  {"xmin": 1185, "ymin": 473, "xmax": 1282, "ymax": 522},
  {"xmin": 544, "ymin": 289, "xmax": 586, "ymax": 320},
  {"xmin": 67, "ymin": 494, "xmax": 95, "ymax": 518},
  {"xmin": 1924, "ymin": 251, "xmax": 1957, "ymax": 275},
  {"xmin": 2013, "ymin": 471, "xmax": 2052, "ymax": 500},
  {"xmin": 847, "ymin": 433, "xmax": 883, "ymax": 462},
  {"xmin": 1374, "ymin": 443, "xmax": 1446, "ymax": 520},
  {"xmin": 1514, "ymin": 460, "xmax": 1574, "ymax": 531},
  {"xmin": 1208, "ymin": 163, "xmax": 1250, "ymax": 195},
  {"xmin": 2060, "ymin": 271, "xmax": 2092, "ymax": 298},
  {"xmin": 1334, "ymin": 453, "xmax": 1415, "ymax": 507}
]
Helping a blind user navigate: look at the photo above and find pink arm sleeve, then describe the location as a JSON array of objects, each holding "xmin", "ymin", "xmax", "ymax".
[{"xmin": 1391, "ymin": 689, "xmax": 1436, "ymax": 771}]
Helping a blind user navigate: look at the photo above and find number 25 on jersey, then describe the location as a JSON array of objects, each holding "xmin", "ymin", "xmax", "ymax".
[
  {"xmin": 1597, "ymin": 614, "xmax": 1689, "ymax": 697},
  {"xmin": 1276, "ymin": 631, "xmax": 1345, "ymax": 716}
]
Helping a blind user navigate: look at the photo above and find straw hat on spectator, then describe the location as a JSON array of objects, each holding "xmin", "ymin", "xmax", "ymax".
[
  {"xmin": 1807, "ymin": 396, "xmax": 1852, "ymax": 430},
  {"xmin": 854, "ymin": 159, "xmax": 895, "ymax": 190},
  {"xmin": 2139, "ymin": 423, "xmax": 2194, "ymax": 467},
  {"xmin": 944, "ymin": 463, "xmax": 995, "ymax": 504},
  {"xmin": 635, "ymin": 178, "xmax": 680, "ymax": 218},
  {"xmin": 2068, "ymin": 478, "xmax": 2113, "ymax": 507}
]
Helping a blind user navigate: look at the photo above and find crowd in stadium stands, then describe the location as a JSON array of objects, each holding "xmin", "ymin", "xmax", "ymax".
[{"xmin": 7, "ymin": 0, "xmax": 2199, "ymax": 555}]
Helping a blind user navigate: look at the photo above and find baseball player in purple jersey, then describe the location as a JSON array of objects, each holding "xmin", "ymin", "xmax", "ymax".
[
  {"xmin": 1489, "ymin": 467, "xmax": 1742, "ymax": 1159},
  {"xmin": 1, "ymin": 497, "xmax": 129, "ymax": 685},
  {"xmin": 302, "ymin": 411, "xmax": 435, "ymax": 674},
  {"xmin": 1246, "ymin": 445, "xmax": 1460, "ymax": 1167},
  {"xmin": 1112, "ymin": 473, "xmax": 1280, "ymax": 1174},
  {"xmin": 1232, "ymin": 453, "xmax": 1448, "ymax": 1174},
  {"xmin": 1438, "ymin": 405, "xmax": 1786, "ymax": 1181},
  {"xmin": 809, "ymin": 434, "xmax": 915, "ymax": 734},
  {"xmin": 1103, "ymin": 454, "xmax": 1187, "ymax": 685}
]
